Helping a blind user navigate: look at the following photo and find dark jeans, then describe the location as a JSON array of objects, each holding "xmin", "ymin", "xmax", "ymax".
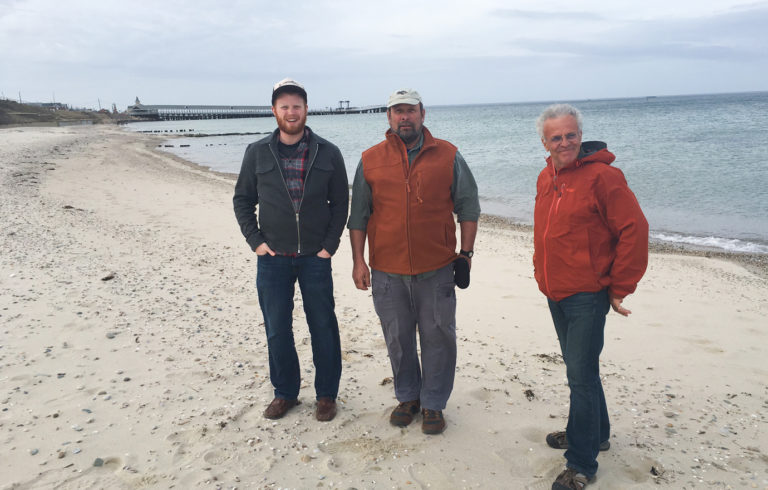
[
  {"xmin": 256, "ymin": 254, "xmax": 341, "ymax": 401},
  {"xmin": 547, "ymin": 290, "xmax": 610, "ymax": 479}
]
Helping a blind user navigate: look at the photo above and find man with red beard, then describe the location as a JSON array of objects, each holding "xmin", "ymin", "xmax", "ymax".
[
  {"xmin": 348, "ymin": 89, "xmax": 480, "ymax": 435},
  {"xmin": 234, "ymin": 78, "xmax": 348, "ymax": 422},
  {"xmin": 533, "ymin": 104, "xmax": 648, "ymax": 489}
]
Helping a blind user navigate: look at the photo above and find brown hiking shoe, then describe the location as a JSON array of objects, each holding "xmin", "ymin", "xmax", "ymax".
[
  {"xmin": 315, "ymin": 397, "xmax": 337, "ymax": 422},
  {"xmin": 552, "ymin": 467, "xmax": 591, "ymax": 490},
  {"xmin": 546, "ymin": 431, "xmax": 610, "ymax": 451},
  {"xmin": 421, "ymin": 409, "xmax": 446, "ymax": 435},
  {"xmin": 390, "ymin": 400, "xmax": 420, "ymax": 427},
  {"xmin": 263, "ymin": 398, "xmax": 298, "ymax": 419}
]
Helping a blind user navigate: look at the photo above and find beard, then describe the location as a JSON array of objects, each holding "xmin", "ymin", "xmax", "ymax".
[
  {"xmin": 394, "ymin": 124, "xmax": 421, "ymax": 145},
  {"xmin": 276, "ymin": 113, "xmax": 307, "ymax": 136}
]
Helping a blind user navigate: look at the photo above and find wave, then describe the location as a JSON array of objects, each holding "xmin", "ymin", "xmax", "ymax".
[{"xmin": 651, "ymin": 232, "xmax": 768, "ymax": 255}]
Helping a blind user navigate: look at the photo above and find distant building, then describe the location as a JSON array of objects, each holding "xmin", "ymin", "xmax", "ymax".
[
  {"xmin": 26, "ymin": 102, "xmax": 69, "ymax": 110},
  {"xmin": 126, "ymin": 97, "xmax": 159, "ymax": 119}
]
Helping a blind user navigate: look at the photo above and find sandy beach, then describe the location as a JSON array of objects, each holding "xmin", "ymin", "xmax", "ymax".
[{"xmin": 1, "ymin": 125, "xmax": 766, "ymax": 489}]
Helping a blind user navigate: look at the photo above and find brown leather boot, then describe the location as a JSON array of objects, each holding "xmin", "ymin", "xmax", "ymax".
[
  {"xmin": 263, "ymin": 398, "xmax": 298, "ymax": 419},
  {"xmin": 315, "ymin": 397, "xmax": 337, "ymax": 421}
]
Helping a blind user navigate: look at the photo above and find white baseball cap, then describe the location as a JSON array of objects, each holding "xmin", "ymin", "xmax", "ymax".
[
  {"xmin": 271, "ymin": 78, "xmax": 307, "ymax": 104},
  {"xmin": 387, "ymin": 89, "xmax": 422, "ymax": 108},
  {"xmin": 273, "ymin": 78, "xmax": 305, "ymax": 92}
]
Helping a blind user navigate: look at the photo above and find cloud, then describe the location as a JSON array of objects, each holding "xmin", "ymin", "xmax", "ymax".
[
  {"xmin": 1, "ymin": 0, "xmax": 766, "ymax": 108},
  {"xmin": 489, "ymin": 8, "xmax": 600, "ymax": 20},
  {"xmin": 505, "ymin": 3, "xmax": 768, "ymax": 61}
]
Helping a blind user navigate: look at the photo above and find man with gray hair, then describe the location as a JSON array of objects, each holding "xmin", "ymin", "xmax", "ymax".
[
  {"xmin": 348, "ymin": 89, "xmax": 480, "ymax": 434},
  {"xmin": 533, "ymin": 104, "xmax": 648, "ymax": 489}
]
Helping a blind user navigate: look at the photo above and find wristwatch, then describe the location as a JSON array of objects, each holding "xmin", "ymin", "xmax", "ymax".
[{"xmin": 459, "ymin": 249, "xmax": 474, "ymax": 258}]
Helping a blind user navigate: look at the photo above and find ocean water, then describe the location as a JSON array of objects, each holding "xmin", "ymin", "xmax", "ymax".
[{"xmin": 125, "ymin": 92, "xmax": 768, "ymax": 254}]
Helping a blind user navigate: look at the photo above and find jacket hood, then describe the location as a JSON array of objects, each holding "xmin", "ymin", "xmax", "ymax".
[
  {"xmin": 577, "ymin": 141, "xmax": 615, "ymax": 166},
  {"xmin": 546, "ymin": 140, "xmax": 615, "ymax": 172}
]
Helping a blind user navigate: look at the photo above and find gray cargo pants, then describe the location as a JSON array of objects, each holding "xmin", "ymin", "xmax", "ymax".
[{"xmin": 371, "ymin": 264, "xmax": 457, "ymax": 410}]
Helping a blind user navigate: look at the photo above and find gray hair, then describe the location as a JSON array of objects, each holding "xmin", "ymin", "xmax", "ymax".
[{"xmin": 535, "ymin": 104, "xmax": 583, "ymax": 139}]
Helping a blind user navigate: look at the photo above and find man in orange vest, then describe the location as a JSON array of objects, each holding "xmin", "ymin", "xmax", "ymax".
[{"xmin": 348, "ymin": 89, "xmax": 480, "ymax": 435}]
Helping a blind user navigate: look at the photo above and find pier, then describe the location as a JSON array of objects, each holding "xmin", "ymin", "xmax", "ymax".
[
  {"xmin": 126, "ymin": 97, "xmax": 385, "ymax": 121},
  {"xmin": 309, "ymin": 105, "xmax": 386, "ymax": 115}
]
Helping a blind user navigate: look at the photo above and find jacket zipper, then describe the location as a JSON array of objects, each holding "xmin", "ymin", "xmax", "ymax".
[
  {"xmin": 541, "ymin": 168, "xmax": 562, "ymax": 298},
  {"xmin": 269, "ymin": 142, "xmax": 319, "ymax": 255},
  {"xmin": 402, "ymin": 142, "xmax": 416, "ymax": 274},
  {"xmin": 296, "ymin": 143, "xmax": 319, "ymax": 255}
]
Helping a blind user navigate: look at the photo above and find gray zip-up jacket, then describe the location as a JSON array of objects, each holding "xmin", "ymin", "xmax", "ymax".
[{"xmin": 233, "ymin": 127, "xmax": 349, "ymax": 255}]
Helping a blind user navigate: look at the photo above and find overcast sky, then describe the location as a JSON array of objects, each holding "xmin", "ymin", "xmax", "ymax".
[{"xmin": 2, "ymin": 0, "xmax": 766, "ymax": 109}]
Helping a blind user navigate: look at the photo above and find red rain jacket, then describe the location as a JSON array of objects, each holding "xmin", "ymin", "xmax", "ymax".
[{"xmin": 533, "ymin": 142, "xmax": 648, "ymax": 301}]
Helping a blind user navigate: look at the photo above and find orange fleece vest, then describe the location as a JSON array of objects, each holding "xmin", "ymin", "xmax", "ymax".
[{"xmin": 362, "ymin": 127, "xmax": 458, "ymax": 275}]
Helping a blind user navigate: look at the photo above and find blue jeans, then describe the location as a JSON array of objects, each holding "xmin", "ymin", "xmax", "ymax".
[
  {"xmin": 256, "ymin": 254, "xmax": 341, "ymax": 401},
  {"xmin": 547, "ymin": 290, "xmax": 610, "ymax": 479}
]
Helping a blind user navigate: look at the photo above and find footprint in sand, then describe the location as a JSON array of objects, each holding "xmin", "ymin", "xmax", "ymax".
[
  {"xmin": 519, "ymin": 426, "xmax": 547, "ymax": 444},
  {"xmin": 598, "ymin": 454, "xmax": 664, "ymax": 487},
  {"xmin": 687, "ymin": 337, "xmax": 725, "ymax": 354},
  {"xmin": 468, "ymin": 386, "xmax": 494, "ymax": 402},
  {"xmin": 99, "ymin": 456, "xmax": 124, "ymax": 471},
  {"xmin": 494, "ymin": 445, "xmax": 560, "ymax": 479},
  {"xmin": 408, "ymin": 462, "xmax": 461, "ymax": 489},
  {"xmin": 203, "ymin": 449, "xmax": 230, "ymax": 465},
  {"xmin": 318, "ymin": 424, "xmax": 412, "ymax": 474}
]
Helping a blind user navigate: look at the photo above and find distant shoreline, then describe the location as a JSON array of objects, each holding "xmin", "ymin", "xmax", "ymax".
[
  {"xmin": 426, "ymin": 89, "xmax": 768, "ymax": 109},
  {"xmin": 0, "ymin": 99, "xmax": 120, "ymax": 126}
]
